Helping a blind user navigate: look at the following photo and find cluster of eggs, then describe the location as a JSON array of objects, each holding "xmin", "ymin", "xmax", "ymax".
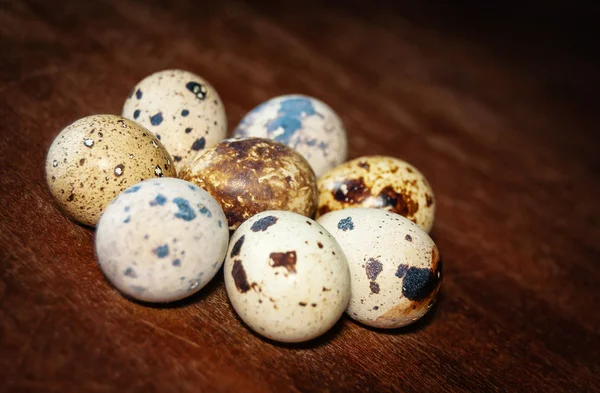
[{"xmin": 46, "ymin": 69, "xmax": 442, "ymax": 343}]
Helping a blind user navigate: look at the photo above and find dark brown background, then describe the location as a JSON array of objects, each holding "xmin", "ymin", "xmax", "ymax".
[{"xmin": 1, "ymin": 1, "xmax": 599, "ymax": 392}]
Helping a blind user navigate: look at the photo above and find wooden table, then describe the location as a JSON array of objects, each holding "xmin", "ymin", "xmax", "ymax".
[{"xmin": 1, "ymin": 1, "xmax": 599, "ymax": 391}]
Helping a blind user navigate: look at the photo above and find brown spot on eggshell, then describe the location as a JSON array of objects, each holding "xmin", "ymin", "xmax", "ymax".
[
  {"xmin": 332, "ymin": 177, "xmax": 370, "ymax": 204},
  {"xmin": 269, "ymin": 251, "xmax": 297, "ymax": 274},
  {"xmin": 375, "ymin": 186, "xmax": 419, "ymax": 218},
  {"xmin": 426, "ymin": 194, "xmax": 434, "ymax": 207},
  {"xmin": 179, "ymin": 138, "xmax": 317, "ymax": 230},
  {"xmin": 232, "ymin": 259, "xmax": 251, "ymax": 293}
]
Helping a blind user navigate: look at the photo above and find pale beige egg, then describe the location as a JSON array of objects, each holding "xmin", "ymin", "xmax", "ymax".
[
  {"xmin": 46, "ymin": 114, "xmax": 176, "ymax": 227},
  {"xmin": 317, "ymin": 155, "xmax": 435, "ymax": 233}
]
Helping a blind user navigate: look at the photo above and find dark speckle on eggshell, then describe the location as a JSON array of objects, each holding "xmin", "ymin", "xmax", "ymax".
[
  {"xmin": 230, "ymin": 235, "xmax": 245, "ymax": 258},
  {"xmin": 337, "ymin": 217, "xmax": 354, "ymax": 231},
  {"xmin": 250, "ymin": 216, "xmax": 278, "ymax": 232}
]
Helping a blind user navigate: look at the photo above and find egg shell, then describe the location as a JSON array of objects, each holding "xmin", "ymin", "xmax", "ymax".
[
  {"xmin": 46, "ymin": 114, "xmax": 177, "ymax": 227},
  {"xmin": 96, "ymin": 178, "xmax": 229, "ymax": 303},
  {"xmin": 179, "ymin": 137, "xmax": 318, "ymax": 231},
  {"xmin": 233, "ymin": 95, "xmax": 347, "ymax": 178},
  {"xmin": 122, "ymin": 69, "xmax": 227, "ymax": 170},
  {"xmin": 317, "ymin": 208, "xmax": 442, "ymax": 329},
  {"xmin": 223, "ymin": 211, "xmax": 351, "ymax": 343},
  {"xmin": 317, "ymin": 155, "xmax": 435, "ymax": 233}
]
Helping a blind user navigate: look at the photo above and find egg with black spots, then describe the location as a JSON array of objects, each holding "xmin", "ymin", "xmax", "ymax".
[
  {"xmin": 96, "ymin": 178, "xmax": 229, "ymax": 303},
  {"xmin": 317, "ymin": 156, "xmax": 435, "ymax": 233},
  {"xmin": 179, "ymin": 137, "xmax": 318, "ymax": 231},
  {"xmin": 317, "ymin": 208, "xmax": 442, "ymax": 329},
  {"xmin": 45, "ymin": 115, "xmax": 176, "ymax": 227},
  {"xmin": 233, "ymin": 95, "xmax": 347, "ymax": 177},
  {"xmin": 122, "ymin": 69, "xmax": 227, "ymax": 170},
  {"xmin": 224, "ymin": 210, "xmax": 351, "ymax": 343}
]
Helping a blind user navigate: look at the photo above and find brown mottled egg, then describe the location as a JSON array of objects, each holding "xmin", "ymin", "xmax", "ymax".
[
  {"xmin": 317, "ymin": 155, "xmax": 435, "ymax": 233},
  {"xmin": 46, "ymin": 115, "xmax": 176, "ymax": 227},
  {"xmin": 179, "ymin": 137, "xmax": 318, "ymax": 231},
  {"xmin": 121, "ymin": 69, "xmax": 227, "ymax": 171}
]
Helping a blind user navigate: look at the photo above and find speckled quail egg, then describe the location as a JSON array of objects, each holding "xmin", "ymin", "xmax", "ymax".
[
  {"xmin": 179, "ymin": 137, "xmax": 318, "ymax": 231},
  {"xmin": 317, "ymin": 208, "xmax": 442, "ymax": 329},
  {"xmin": 122, "ymin": 69, "xmax": 227, "ymax": 170},
  {"xmin": 46, "ymin": 114, "xmax": 176, "ymax": 227},
  {"xmin": 233, "ymin": 95, "xmax": 347, "ymax": 178},
  {"xmin": 223, "ymin": 210, "xmax": 350, "ymax": 343},
  {"xmin": 317, "ymin": 155, "xmax": 435, "ymax": 233},
  {"xmin": 96, "ymin": 177, "xmax": 229, "ymax": 303}
]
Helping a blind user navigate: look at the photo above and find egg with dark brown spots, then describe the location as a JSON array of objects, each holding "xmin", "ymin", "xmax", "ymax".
[
  {"xmin": 179, "ymin": 137, "xmax": 318, "ymax": 231},
  {"xmin": 317, "ymin": 155, "xmax": 435, "ymax": 233},
  {"xmin": 45, "ymin": 115, "xmax": 176, "ymax": 227},
  {"xmin": 317, "ymin": 208, "xmax": 442, "ymax": 329},
  {"xmin": 122, "ymin": 69, "xmax": 227, "ymax": 171},
  {"xmin": 223, "ymin": 210, "xmax": 351, "ymax": 343}
]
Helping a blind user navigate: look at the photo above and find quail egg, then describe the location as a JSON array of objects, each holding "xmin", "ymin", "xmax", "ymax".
[
  {"xmin": 317, "ymin": 155, "xmax": 435, "ymax": 233},
  {"xmin": 233, "ymin": 95, "xmax": 347, "ymax": 177},
  {"xmin": 317, "ymin": 208, "xmax": 442, "ymax": 329},
  {"xmin": 179, "ymin": 137, "xmax": 318, "ymax": 231},
  {"xmin": 96, "ymin": 178, "xmax": 229, "ymax": 303},
  {"xmin": 122, "ymin": 69, "xmax": 227, "ymax": 170},
  {"xmin": 224, "ymin": 210, "xmax": 351, "ymax": 343},
  {"xmin": 46, "ymin": 114, "xmax": 176, "ymax": 227}
]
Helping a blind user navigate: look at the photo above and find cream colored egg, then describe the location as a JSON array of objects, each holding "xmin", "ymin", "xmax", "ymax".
[
  {"xmin": 233, "ymin": 95, "xmax": 347, "ymax": 177},
  {"xmin": 122, "ymin": 69, "xmax": 227, "ymax": 171},
  {"xmin": 45, "ymin": 114, "xmax": 176, "ymax": 227},
  {"xmin": 224, "ymin": 211, "xmax": 351, "ymax": 343},
  {"xmin": 96, "ymin": 178, "xmax": 229, "ymax": 303},
  {"xmin": 317, "ymin": 155, "xmax": 435, "ymax": 233},
  {"xmin": 317, "ymin": 208, "xmax": 442, "ymax": 329}
]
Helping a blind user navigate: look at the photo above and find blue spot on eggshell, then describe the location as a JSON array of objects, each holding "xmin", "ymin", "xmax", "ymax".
[
  {"xmin": 150, "ymin": 194, "xmax": 167, "ymax": 206},
  {"xmin": 150, "ymin": 113, "xmax": 163, "ymax": 126},
  {"xmin": 124, "ymin": 206, "xmax": 130, "ymax": 212},
  {"xmin": 124, "ymin": 216, "xmax": 131, "ymax": 223},
  {"xmin": 133, "ymin": 109, "xmax": 140, "ymax": 119},
  {"xmin": 188, "ymin": 184, "xmax": 196, "ymax": 191},
  {"xmin": 154, "ymin": 244, "xmax": 169, "ymax": 258},
  {"xmin": 124, "ymin": 186, "xmax": 141, "ymax": 194},
  {"xmin": 172, "ymin": 259, "xmax": 181, "ymax": 267},
  {"xmin": 135, "ymin": 89, "xmax": 143, "ymax": 99},
  {"xmin": 266, "ymin": 117, "xmax": 303, "ymax": 145},
  {"xmin": 264, "ymin": 97, "xmax": 323, "ymax": 145},
  {"xmin": 181, "ymin": 109, "xmax": 189, "ymax": 117},
  {"xmin": 338, "ymin": 217, "xmax": 354, "ymax": 231},
  {"xmin": 218, "ymin": 220, "xmax": 222, "ymax": 228},
  {"xmin": 198, "ymin": 204, "xmax": 212, "ymax": 217},
  {"xmin": 173, "ymin": 197, "xmax": 196, "ymax": 221}
]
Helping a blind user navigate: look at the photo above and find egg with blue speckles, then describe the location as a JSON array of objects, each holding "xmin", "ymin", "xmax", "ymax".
[
  {"xmin": 95, "ymin": 178, "xmax": 229, "ymax": 303},
  {"xmin": 179, "ymin": 137, "xmax": 318, "ymax": 231},
  {"xmin": 317, "ymin": 156, "xmax": 436, "ymax": 233},
  {"xmin": 233, "ymin": 95, "xmax": 347, "ymax": 178},
  {"xmin": 317, "ymin": 208, "xmax": 442, "ymax": 329},
  {"xmin": 46, "ymin": 115, "xmax": 176, "ymax": 227},
  {"xmin": 122, "ymin": 69, "xmax": 227, "ymax": 170},
  {"xmin": 224, "ymin": 210, "xmax": 351, "ymax": 343}
]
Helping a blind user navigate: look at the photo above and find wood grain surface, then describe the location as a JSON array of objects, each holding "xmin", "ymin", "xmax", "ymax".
[{"xmin": 1, "ymin": 1, "xmax": 599, "ymax": 392}]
